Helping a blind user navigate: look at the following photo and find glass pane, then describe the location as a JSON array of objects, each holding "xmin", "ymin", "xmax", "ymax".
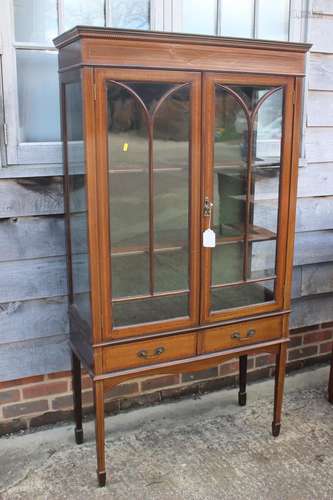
[
  {"xmin": 110, "ymin": 0, "xmax": 150, "ymax": 29},
  {"xmin": 63, "ymin": 0, "xmax": 105, "ymax": 31},
  {"xmin": 65, "ymin": 81, "xmax": 91, "ymax": 328},
  {"xmin": 154, "ymin": 85, "xmax": 190, "ymax": 293},
  {"xmin": 113, "ymin": 294, "xmax": 189, "ymax": 327},
  {"xmin": 220, "ymin": 0, "xmax": 254, "ymax": 38},
  {"xmin": 212, "ymin": 243, "xmax": 244, "ymax": 285},
  {"xmin": 257, "ymin": 0, "xmax": 290, "ymax": 41},
  {"xmin": 108, "ymin": 81, "xmax": 149, "ymax": 298},
  {"xmin": 154, "ymin": 170, "xmax": 189, "ymax": 246},
  {"xmin": 107, "ymin": 81, "xmax": 192, "ymax": 327},
  {"xmin": 252, "ymin": 89, "xmax": 283, "ymax": 236},
  {"xmin": 14, "ymin": 0, "xmax": 58, "ymax": 44},
  {"xmin": 254, "ymin": 89, "xmax": 283, "ymax": 164},
  {"xmin": 248, "ymin": 88, "xmax": 283, "ymax": 281},
  {"xmin": 211, "ymin": 280, "xmax": 275, "ymax": 311},
  {"xmin": 123, "ymin": 82, "xmax": 174, "ymax": 114},
  {"xmin": 109, "ymin": 172, "xmax": 149, "ymax": 250},
  {"xmin": 112, "ymin": 253, "xmax": 149, "ymax": 297},
  {"xmin": 227, "ymin": 85, "xmax": 274, "ymax": 112},
  {"xmin": 155, "ymin": 250, "xmax": 188, "ymax": 293},
  {"xmin": 210, "ymin": 84, "xmax": 283, "ymax": 313},
  {"xmin": 250, "ymin": 240, "xmax": 276, "ymax": 280},
  {"xmin": 213, "ymin": 86, "xmax": 248, "ymax": 247},
  {"xmin": 16, "ymin": 50, "xmax": 60, "ymax": 142},
  {"xmin": 181, "ymin": 0, "xmax": 217, "ymax": 35}
]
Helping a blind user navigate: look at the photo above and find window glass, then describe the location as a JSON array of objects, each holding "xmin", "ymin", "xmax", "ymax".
[
  {"xmin": 63, "ymin": 0, "xmax": 105, "ymax": 31},
  {"xmin": 107, "ymin": 80, "xmax": 191, "ymax": 327},
  {"xmin": 257, "ymin": 0, "xmax": 290, "ymax": 41},
  {"xmin": 211, "ymin": 280, "xmax": 275, "ymax": 310},
  {"xmin": 14, "ymin": 0, "xmax": 58, "ymax": 44},
  {"xmin": 110, "ymin": 0, "xmax": 150, "ymax": 29},
  {"xmin": 181, "ymin": 0, "xmax": 217, "ymax": 35},
  {"xmin": 210, "ymin": 84, "xmax": 282, "ymax": 313},
  {"xmin": 16, "ymin": 50, "xmax": 60, "ymax": 142},
  {"xmin": 220, "ymin": 0, "xmax": 254, "ymax": 38},
  {"xmin": 179, "ymin": 0, "xmax": 290, "ymax": 40},
  {"xmin": 65, "ymin": 81, "xmax": 91, "ymax": 329}
]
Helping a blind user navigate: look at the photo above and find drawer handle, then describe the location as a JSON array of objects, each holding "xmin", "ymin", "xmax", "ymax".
[
  {"xmin": 137, "ymin": 346, "xmax": 165, "ymax": 359},
  {"xmin": 231, "ymin": 329, "xmax": 256, "ymax": 341}
]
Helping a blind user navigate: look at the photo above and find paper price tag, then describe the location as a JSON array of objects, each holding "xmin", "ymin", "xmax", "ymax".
[{"xmin": 203, "ymin": 228, "xmax": 216, "ymax": 248}]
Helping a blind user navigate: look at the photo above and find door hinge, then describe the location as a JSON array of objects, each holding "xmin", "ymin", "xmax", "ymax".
[
  {"xmin": 93, "ymin": 83, "xmax": 97, "ymax": 101},
  {"xmin": 2, "ymin": 122, "xmax": 8, "ymax": 145}
]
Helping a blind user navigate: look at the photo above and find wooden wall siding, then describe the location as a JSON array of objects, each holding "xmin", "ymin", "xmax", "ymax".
[
  {"xmin": 305, "ymin": 128, "xmax": 333, "ymax": 163},
  {"xmin": 0, "ymin": 335, "xmax": 69, "ymax": 382},
  {"xmin": 294, "ymin": 230, "xmax": 333, "ymax": 265},
  {"xmin": 309, "ymin": 54, "xmax": 333, "ymax": 90},
  {"xmin": 291, "ymin": 266, "xmax": 302, "ymax": 298},
  {"xmin": 296, "ymin": 164, "xmax": 333, "ymax": 197},
  {"xmin": 0, "ymin": 216, "xmax": 65, "ymax": 261},
  {"xmin": 290, "ymin": 293, "xmax": 333, "ymax": 328},
  {"xmin": 0, "ymin": 255, "xmax": 90, "ymax": 304},
  {"xmin": 0, "ymin": 297, "xmax": 68, "ymax": 345},
  {"xmin": 295, "ymin": 196, "xmax": 333, "ymax": 232},
  {"xmin": 289, "ymin": 3, "xmax": 333, "ymax": 329},
  {"xmin": 292, "ymin": 262, "xmax": 333, "ymax": 298},
  {"xmin": 0, "ymin": 257, "xmax": 67, "ymax": 303},
  {"xmin": 0, "ymin": 178, "xmax": 64, "ymax": 218},
  {"xmin": 0, "ymin": 164, "xmax": 64, "ymax": 179},
  {"xmin": 312, "ymin": 0, "xmax": 333, "ymax": 16},
  {"xmin": 307, "ymin": 91, "xmax": 333, "ymax": 126},
  {"xmin": 309, "ymin": 15, "xmax": 333, "ymax": 53},
  {"xmin": 0, "ymin": 177, "xmax": 85, "ymax": 218},
  {"xmin": 301, "ymin": 262, "xmax": 333, "ymax": 296}
]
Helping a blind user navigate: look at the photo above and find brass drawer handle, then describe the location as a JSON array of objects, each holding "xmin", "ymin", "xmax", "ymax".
[
  {"xmin": 137, "ymin": 346, "xmax": 165, "ymax": 359},
  {"xmin": 231, "ymin": 329, "xmax": 256, "ymax": 341}
]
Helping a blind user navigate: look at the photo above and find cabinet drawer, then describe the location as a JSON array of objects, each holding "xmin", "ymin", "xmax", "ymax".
[
  {"xmin": 103, "ymin": 333, "xmax": 197, "ymax": 372},
  {"xmin": 200, "ymin": 316, "xmax": 282, "ymax": 354}
]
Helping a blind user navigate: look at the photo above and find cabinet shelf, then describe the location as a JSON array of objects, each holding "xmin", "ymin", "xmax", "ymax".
[
  {"xmin": 217, "ymin": 223, "xmax": 276, "ymax": 245},
  {"xmin": 109, "ymin": 166, "xmax": 185, "ymax": 173},
  {"xmin": 110, "ymin": 224, "xmax": 275, "ymax": 257},
  {"xmin": 109, "ymin": 159, "xmax": 280, "ymax": 176},
  {"xmin": 214, "ymin": 159, "xmax": 280, "ymax": 171}
]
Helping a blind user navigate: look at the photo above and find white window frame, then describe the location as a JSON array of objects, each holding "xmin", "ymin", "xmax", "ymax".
[
  {"xmin": 172, "ymin": 0, "xmax": 301, "ymax": 39},
  {"xmin": 0, "ymin": 56, "xmax": 6, "ymax": 167},
  {"xmin": 0, "ymin": 0, "xmax": 309, "ymax": 169},
  {"xmin": 0, "ymin": 0, "xmax": 163, "ymax": 167}
]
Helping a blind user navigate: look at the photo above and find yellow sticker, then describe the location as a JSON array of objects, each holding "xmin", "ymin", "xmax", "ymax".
[{"xmin": 123, "ymin": 143, "xmax": 128, "ymax": 152}]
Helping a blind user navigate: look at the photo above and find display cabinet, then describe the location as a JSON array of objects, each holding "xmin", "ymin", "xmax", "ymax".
[{"xmin": 54, "ymin": 27, "xmax": 310, "ymax": 486}]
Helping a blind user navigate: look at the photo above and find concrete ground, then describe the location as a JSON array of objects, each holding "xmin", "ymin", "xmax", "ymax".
[{"xmin": 1, "ymin": 365, "xmax": 333, "ymax": 500}]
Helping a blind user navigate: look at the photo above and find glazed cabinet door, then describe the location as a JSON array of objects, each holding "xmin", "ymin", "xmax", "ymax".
[
  {"xmin": 95, "ymin": 69, "xmax": 201, "ymax": 339},
  {"xmin": 201, "ymin": 73, "xmax": 295, "ymax": 323}
]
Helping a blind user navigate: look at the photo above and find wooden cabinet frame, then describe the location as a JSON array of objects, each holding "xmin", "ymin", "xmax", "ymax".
[
  {"xmin": 94, "ymin": 67, "xmax": 202, "ymax": 340},
  {"xmin": 55, "ymin": 27, "xmax": 310, "ymax": 487},
  {"xmin": 200, "ymin": 72, "xmax": 295, "ymax": 323}
]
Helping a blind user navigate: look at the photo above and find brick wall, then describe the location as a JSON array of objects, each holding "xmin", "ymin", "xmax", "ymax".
[{"xmin": 1, "ymin": 324, "xmax": 332, "ymax": 436}]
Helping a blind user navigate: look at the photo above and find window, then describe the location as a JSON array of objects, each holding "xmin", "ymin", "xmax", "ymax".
[
  {"xmin": 180, "ymin": 0, "xmax": 291, "ymax": 40},
  {"xmin": 0, "ymin": 0, "xmax": 304, "ymax": 167},
  {"xmin": 1, "ymin": 0, "xmax": 152, "ymax": 166}
]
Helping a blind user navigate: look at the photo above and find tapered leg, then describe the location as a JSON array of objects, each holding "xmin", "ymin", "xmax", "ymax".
[
  {"xmin": 71, "ymin": 350, "xmax": 83, "ymax": 444},
  {"xmin": 272, "ymin": 344, "xmax": 287, "ymax": 437},
  {"xmin": 328, "ymin": 345, "xmax": 333, "ymax": 404},
  {"xmin": 94, "ymin": 381, "xmax": 106, "ymax": 487},
  {"xmin": 238, "ymin": 355, "xmax": 248, "ymax": 406}
]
